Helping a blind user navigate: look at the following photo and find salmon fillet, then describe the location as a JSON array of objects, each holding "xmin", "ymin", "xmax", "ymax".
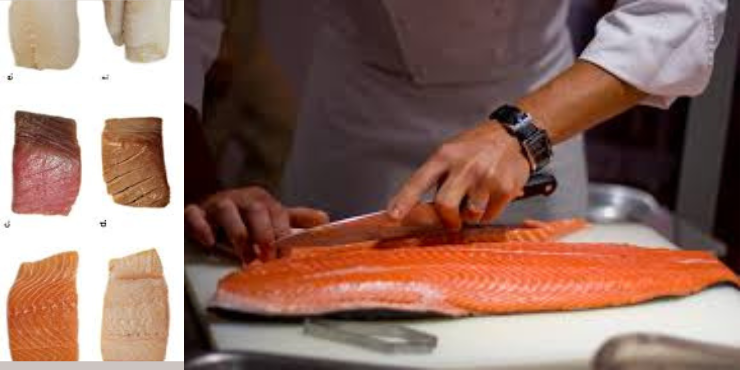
[
  {"xmin": 286, "ymin": 218, "xmax": 588, "ymax": 259},
  {"xmin": 213, "ymin": 242, "xmax": 740, "ymax": 317},
  {"xmin": 8, "ymin": 252, "xmax": 78, "ymax": 361},
  {"xmin": 102, "ymin": 249, "xmax": 169, "ymax": 361}
]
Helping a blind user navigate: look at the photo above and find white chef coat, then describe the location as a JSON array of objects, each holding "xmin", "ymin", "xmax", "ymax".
[{"xmin": 281, "ymin": 0, "xmax": 727, "ymax": 221}]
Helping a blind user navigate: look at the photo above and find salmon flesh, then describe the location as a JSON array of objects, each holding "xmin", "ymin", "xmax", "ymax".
[
  {"xmin": 8, "ymin": 252, "xmax": 78, "ymax": 360},
  {"xmin": 213, "ymin": 241, "xmax": 740, "ymax": 317}
]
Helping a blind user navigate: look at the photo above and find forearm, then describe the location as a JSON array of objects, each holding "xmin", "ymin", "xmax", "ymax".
[{"xmin": 517, "ymin": 60, "xmax": 647, "ymax": 144}]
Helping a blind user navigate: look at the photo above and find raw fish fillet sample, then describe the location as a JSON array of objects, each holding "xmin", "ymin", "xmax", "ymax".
[
  {"xmin": 13, "ymin": 111, "xmax": 81, "ymax": 215},
  {"xmin": 105, "ymin": 0, "xmax": 171, "ymax": 62},
  {"xmin": 286, "ymin": 218, "xmax": 588, "ymax": 259},
  {"xmin": 102, "ymin": 117, "xmax": 170, "ymax": 207},
  {"xmin": 213, "ymin": 242, "xmax": 740, "ymax": 317},
  {"xmin": 9, "ymin": 0, "xmax": 79, "ymax": 70},
  {"xmin": 102, "ymin": 249, "xmax": 169, "ymax": 361},
  {"xmin": 8, "ymin": 252, "xmax": 78, "ymax": 361}
]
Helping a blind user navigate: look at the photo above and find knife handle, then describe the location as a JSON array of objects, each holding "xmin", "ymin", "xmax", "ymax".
[{"xmin": 516, "ymin": 171, "xmax": 557, "ymax": 200}]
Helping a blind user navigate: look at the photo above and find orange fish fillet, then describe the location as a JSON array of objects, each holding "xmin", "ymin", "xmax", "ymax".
[
  {"xmin": 285, "ymin": 218, "xmax": 588, "ymax": 259},
  {"xmin": 213, "ymin": 242, "xmax": 739, "ymax": 317},
  {"xmin": 8, "ymin": 251, "xmax": 78, "ymax": 361}
]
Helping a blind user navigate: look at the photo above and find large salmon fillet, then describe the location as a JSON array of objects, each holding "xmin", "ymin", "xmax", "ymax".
[
  {"xmin": 7, "ymin": 252, "xmax": 78, "ymax": 361},
  {"xmin": 285, "ymin": 218, "xmax": 588, "ymax": 259},
  {"xmin": 213, "ymin": 242, "xmax": 740, "ymax": 317},
  {"xmin": 102, "ymin": 249, "xmax": 169, "ymax": 361}
]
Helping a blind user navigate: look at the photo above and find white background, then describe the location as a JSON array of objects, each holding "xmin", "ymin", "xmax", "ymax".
[{"xmin": 0, "ymin": 0, "xmax": 183, "ymax": 361}]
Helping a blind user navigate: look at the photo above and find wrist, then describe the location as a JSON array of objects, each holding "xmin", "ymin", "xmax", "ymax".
[{"xmin": 488, "ymin": 104, "xmax": 553, "ymax": 173}]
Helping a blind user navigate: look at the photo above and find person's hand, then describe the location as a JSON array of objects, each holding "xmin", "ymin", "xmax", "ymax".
[
  {"xmin": 387, "ymin": 122, "xmax": 531, "ymax": 230},
  {"xmin": 185, "ymin": 186, "xmax": 329, "ymax": 261}
]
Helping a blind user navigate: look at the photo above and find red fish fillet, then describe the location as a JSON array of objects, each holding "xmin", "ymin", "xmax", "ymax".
[
  {"xmin": 13, "ymin": 111, "xmax": 81, "ymax": 215},
  {"xmin": 7, "ymin": 251, "xmax": 78, "ymax": 361},
  {"xmin": 286, "ymin": 218, "xmax": 588, "ymax": 259},
  {"xmin": 213, "ymin": 242, "xmax": 740, "ymax": 317}
]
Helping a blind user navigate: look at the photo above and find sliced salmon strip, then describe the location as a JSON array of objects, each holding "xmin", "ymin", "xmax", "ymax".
[
  {"xmin": 7, "ymin": 252, "xmax": 78, "ymax": 361},
  {"xmin": 285, "ymin": 218, "xmax": 588, "ymax": 259},
  {"xmin": 213, "ymin": 242, "xmax": 739, "ymax": 317}
]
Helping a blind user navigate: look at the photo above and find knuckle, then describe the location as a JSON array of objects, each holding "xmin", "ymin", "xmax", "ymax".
[
  {"xmin": 245, "ymin": 201, "xmax": 267, "ymax": 214},
  {"xmin": 435, "ymin": 143, "xmax": 457, "ymax": 161},
  {"xmin": 213, "ymin": 198, "xmax": 234, "ymax": 212}
]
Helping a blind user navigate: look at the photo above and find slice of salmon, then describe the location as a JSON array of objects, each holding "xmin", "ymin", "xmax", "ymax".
[
  {"xmin": 213, "ymin": 242, "xmax": 740, "ymax": 317},
  {"xmin": 286, "ymin": 218, "xmax": 588, "ymax": 260},
  {"xmin": 7, "ymin": 251, "xmax": 78, "ymax": 361},
  {"xmin": 102, "ymin": 249, "xmax": 169, "ymax": 361}
]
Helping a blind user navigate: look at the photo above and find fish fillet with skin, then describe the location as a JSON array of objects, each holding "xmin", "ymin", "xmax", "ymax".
[
  {"xmin": 8, "ymin": 252, "xmax": 78, "ymax": 361},
  {"xmin": 286, "ymin": 218, "xmax": 588, "ymax": 259},
  {"xmin": 102, "ymin": 249, "xmax": 169, "ymax": 361},
  {"xmin": 13, "ymin": 111, "xmax": 81, "ymax": 216},
  {"xmin": 9, "ymin": 0, "xmax": 79, "ymax": 70},
  {"xmin": 213, "ymin": 242, "xmax": 740, "ymax": 317},
  {"xmin": 102, "ymin": 117, "xmax": 170, "ymax": 207},
  {"xmin": 105, "ymin": 0, "xmax": 171, "ymax": 62}
]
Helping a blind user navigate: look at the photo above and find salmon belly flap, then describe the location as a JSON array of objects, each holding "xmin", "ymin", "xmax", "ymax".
[{"xmin": 213, "ymin": 240, "xmax": 740, "ymax": 317}]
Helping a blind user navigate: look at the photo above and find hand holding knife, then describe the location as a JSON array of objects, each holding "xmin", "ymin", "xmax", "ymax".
[{"xmin": 194, "ymin": 172, "xmax": 556, "ymax": 263}]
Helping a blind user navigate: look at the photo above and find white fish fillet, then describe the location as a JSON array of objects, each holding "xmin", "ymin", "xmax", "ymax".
[
  {"xmin": 9, "ymin": 0, "xmax": 80, "ymax": 70},
  {"xmin": 104, "ymin": 0, "xmax": 171, "ymax": 62},
  {"xmin": 101, "ymin": 249, "xmax": 169, "ymax": 361}
]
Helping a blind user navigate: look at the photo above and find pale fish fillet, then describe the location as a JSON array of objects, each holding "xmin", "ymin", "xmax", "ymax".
[
  {"xmin": 213, "ymin": 242, "xmax": 740, "ymax": 317},
  {"xmin": 9, "ymin": 0, "xmax": 79, "ymax": 70},
  {"xmin": 8, "ymin": 252, "xmax": 78, "ymax": 361},
  {"xmin": 102, "ymin": 249, "xmax": 169, "ymax": 361},
  {"xmin": 104, "ymin": 0, "xmax": 171, "ymax": 62}
]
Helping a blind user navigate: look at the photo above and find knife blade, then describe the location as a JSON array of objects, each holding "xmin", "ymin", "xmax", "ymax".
[{"xmin": 273, "ymin": 171, "xmax": 556, "ymax": 253}]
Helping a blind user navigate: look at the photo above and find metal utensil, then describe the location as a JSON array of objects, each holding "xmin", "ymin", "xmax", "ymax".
[
  {"xmin": 274, "ymin": 171, "xmax": 556, "ymax": 253},
  {"xmin": 303, "ymin": 319, "xmax": 438, "ymax": 354},
  {"xmin": 594, "ymin": 333, "xmax": 740, "ymax": 370}
]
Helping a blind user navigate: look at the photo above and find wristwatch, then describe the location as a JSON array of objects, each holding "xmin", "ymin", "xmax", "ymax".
[{"xmin": 489, "ymin": 104, "xmax": 553, "ymax": 173}]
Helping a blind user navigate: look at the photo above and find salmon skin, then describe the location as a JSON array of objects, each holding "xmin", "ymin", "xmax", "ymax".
[
  {"xmin": 286, "ymin": 218, "xmax": 588, "ymax": 259},
  {"xmin": 7, "ymin": 252, "xmax": 78, "ymax": 361},
  {"xmin": 212, "ymin": 242, "xmax": 740, "ymax": 317}
]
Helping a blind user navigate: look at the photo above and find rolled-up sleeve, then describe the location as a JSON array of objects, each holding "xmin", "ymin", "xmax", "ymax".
[
  {"xmin": 579, "ymin": 0, "xmax": 727, "ymax": 108},
  {"xmin": 185, "ymin": 0, "xmax": 225, "ymax": 114}
]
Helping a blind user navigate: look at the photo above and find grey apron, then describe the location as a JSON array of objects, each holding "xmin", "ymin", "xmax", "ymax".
[{"xmin": 283, "ymin": 0, "xmax": 587, "ymax": 222}]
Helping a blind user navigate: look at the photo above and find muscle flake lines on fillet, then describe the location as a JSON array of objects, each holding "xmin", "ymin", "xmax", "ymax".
[
  {"xmin": 213, "ymin": 242, "xmax": 740, "ymax": 317},
  {"xmin": 9, "ymin": 0, "xmax": 79, "ymax": 70},
  {"xmin": 102, "ymin": 249, "xmax": 169, "ymax": 361},
  {"xmin": 286, "ymin": 218, "xmax": 588, "ymax": 259},
  {"xmin": 104, "ymin": 0, "xmax": 171, "ymax": 62},
  {"xmin": 8, "ymin": 252, "xmax": 79, "ymax": 361},
  {"xmin": 13, "ymin": 111, "xmax": 81, "ymax": 216},
  {"xmin": 103, "ymin": 118, "xmax": 170, "ymax": 207}
]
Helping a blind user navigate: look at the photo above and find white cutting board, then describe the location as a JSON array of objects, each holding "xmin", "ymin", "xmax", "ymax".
[{"xmin": 186, "ymin": 224, "xmax": 740, "ymax": 369}]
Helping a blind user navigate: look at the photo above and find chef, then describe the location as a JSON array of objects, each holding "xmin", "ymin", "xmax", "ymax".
[{"xmin": 186, "ymin": 0, "xmax": 727, "ymax": 260}]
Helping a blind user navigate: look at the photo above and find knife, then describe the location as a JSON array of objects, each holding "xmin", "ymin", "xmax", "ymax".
[{"xmin": 273, "ymin": 171, "xmax": 557, "ymax": 254}]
